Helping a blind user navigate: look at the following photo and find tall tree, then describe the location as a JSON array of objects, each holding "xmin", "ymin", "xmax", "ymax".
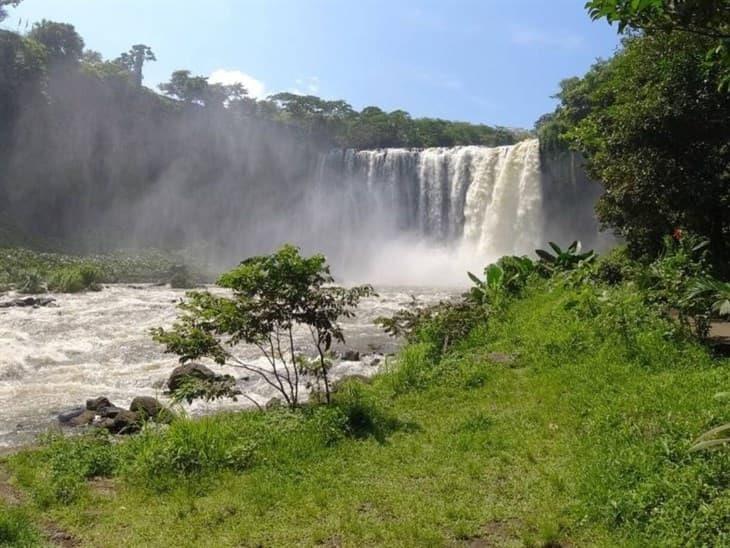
[
  {"xmin": 548, "ymin": 32, "xmax": 730, "ymax": 266},
  {"xmin": 159, "ymin": 69, "xmax": 209, "ymax": 104},
  {"xmin": 586, "ymin": 0, "xmax": 730, "ymax": 89},
  {"xmin": 27, "ymin": 20, "xmax": 84, "ymax": 65},
  {"xmin": 116, "ymin": 44, "xmax": 156, "ymax": 87}
]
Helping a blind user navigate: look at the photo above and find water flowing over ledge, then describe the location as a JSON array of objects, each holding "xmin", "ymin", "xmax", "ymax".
[{"xmin": 314, "ymin": 139, "xmax": 605, "ymax": 284}]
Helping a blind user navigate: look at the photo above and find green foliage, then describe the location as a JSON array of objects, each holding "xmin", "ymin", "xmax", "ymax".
[
  {"xmin": 47, "ymin": 264, "xmax": 103, "ymax": 293},
  {"xmin": 469, "ymin": 255, "xmax": 536, "ymax": 309},
  {"xmin": 0, "ymin": 505, "xmax": 40, "ymax": 547},
  {"xmin": 593, "ymin": 245, "xmax": 634, "ymax": 285},
  {"xmin": 535, "ymin": 240, "xmax": 596, "ymax": 273},
  {"xmin": 121, "ymin": 417, "xmax": 257, "ymax": 491},
  {"xmin": 586, "ymin": 0, "xmax": 730, "ymax": 90},
  {"xmin": 686, "ymin": 277, "xmax": 730, "ymax": 318},
  {"xmin": 330, "ymin": 380, "xmax": 399, "ymax": 442},
  {"xmin": 28, "ymin": 20, "xmax": 84, "ymax": 65},
  {"xmin": 376, "ymin": 298, "xmax": 484, "ymax": 358},
  {"xmin": 0, "ymin": 247, "xmax": 196, "ymax": 291},
  {"xmin": 542, "ymin": 30, "xmax": 730, "ymax": 268},
  {"xmin": 153, "ymin": 245, "xmax": 373, "ymax": 407},
  {"xmin": 16, "ymin": 270, "xmax": 44, "ymax": 294}
]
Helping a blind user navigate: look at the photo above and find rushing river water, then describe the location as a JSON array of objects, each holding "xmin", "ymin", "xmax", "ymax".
[{"xmin": 0, "ymin": 284, "xmax": 457, "ymax": 448}]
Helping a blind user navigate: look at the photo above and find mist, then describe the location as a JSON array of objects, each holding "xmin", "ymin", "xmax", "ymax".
[{"xmin": 0, "ymin": 54, "xmax": 608, "ymax": 287}]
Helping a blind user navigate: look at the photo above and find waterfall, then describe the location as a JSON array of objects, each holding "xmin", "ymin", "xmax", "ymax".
[{"xmin": 319, "ymin": 138, "xmax": 545, "ymax": 261}]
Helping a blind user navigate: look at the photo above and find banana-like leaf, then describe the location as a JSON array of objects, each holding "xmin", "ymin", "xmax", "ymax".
[
  {"xmin": 691, "ymin": 239, "xmax": 711, "ymax": 253},
  {"xmin": 467, "ymin": 271, "xmax": 482, "ymax": 286},
  {"xmin": 568, "ymin": 240, "xmax": 579, "ymax": 253},
  {"xmin": 485, "ymin": 264, "xmax": 504, "ymax": 289},
  {"xmin": 716, "ymin": 298, "xmax": 730, "ymax": 316},
  {"xmin": 548, "ymin": 242, "xmax": 563, "ymax": 255},
  {"xmin": 536, "ymin": 249, "xmax": 556, "ymax": 263}
]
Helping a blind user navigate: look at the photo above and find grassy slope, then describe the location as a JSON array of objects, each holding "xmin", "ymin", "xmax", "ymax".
[{"xmin": 2, "ymin": 284, "xmax": 729, "ymax": 547}]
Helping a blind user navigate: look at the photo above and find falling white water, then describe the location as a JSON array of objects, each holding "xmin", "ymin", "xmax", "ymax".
[{"xmin": 320, "ymin": 138, "xmax": 545, "ymax": 277}]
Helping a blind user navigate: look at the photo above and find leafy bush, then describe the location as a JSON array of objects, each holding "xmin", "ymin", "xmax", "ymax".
[
  {"xmin": 594, "ymin": 245, "xmax": 634, "ymax": 286},
  {"xmin": 47, "ymin": 264, "xmax": 104, "ymax": 293},
  {"xmin": 536, "ymin": 241, "xmax": 596, "ymax": 274},
  {"xmin": 16, "ymin": 270, "xmax": 45, "ymax": 294}
]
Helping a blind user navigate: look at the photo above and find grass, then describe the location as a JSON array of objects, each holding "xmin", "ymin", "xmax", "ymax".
[{"xmin": 1, "ymin": 281, "xmax": 728, "ymax": 546}]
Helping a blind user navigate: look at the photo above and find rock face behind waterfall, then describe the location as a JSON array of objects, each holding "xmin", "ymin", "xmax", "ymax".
[{"xmin": 318, "ymin": 138, "xmax": 605, "ymax": 259}]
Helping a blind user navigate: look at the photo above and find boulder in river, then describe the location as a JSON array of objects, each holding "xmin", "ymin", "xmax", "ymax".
[
  {"xmin": 106, "ymin": 410, "xmax": 141, "ymax": 435},
  {"xmin": 167, "ymin": 362, "xmax": 216, "ymax": 392},
  {"xmin": 0, "ymin": 296, "xmax": 56, "ymax": 309},
  {"xmin": 339, "ymin": 350, "xmax": 361, "ymax": 361},
  {"xmin": 66, "ymin": 409, "xmax": 97, "ymax": 427},
  {"xmin": 129, "ymin": 396, "xmax": 164, "ymax": 420},
  {"xmin": 86, "ymin": 396, "xmax": 113, "ymax": 411}
]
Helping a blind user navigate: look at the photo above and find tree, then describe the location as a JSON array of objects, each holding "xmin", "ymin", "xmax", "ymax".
[
  {"xmin": 116, "ymin": 44, "xmax": 155, "ymax": 87},
  {"xmin": 28, "ymin": 20, "xmax": 84, "ymax": 65},
  {"xmin": 0, "ymin": 0, "xmax": 21, "ymax": 22},
  {"xmin": 586, "ymin": 0, "xmax": 730, "ymax": 89},
  {"xmin": 152, "ymin": 245, "xmax": 374, "ymax": 408},
  {"xmin": 552, "ymin": 32, "xmax": 730, "ymax": 268},
  {"xmin": 159, "ymin": 69, "xmax": 209, "ymax": 104}
]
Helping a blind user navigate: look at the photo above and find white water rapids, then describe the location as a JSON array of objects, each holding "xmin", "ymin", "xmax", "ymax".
[{"xmin": 0, "ymin": 285, "xmax": 455, "ymax": 448}]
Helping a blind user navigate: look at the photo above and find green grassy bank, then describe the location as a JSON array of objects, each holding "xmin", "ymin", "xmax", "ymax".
[{"xmin": 1, "ymin": 277, "xmax": 729, "ymax": 547}]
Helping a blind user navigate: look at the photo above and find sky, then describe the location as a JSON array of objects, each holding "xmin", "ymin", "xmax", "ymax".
[{"xmin": 5, "ymin": 0, "xmax": 621, "ymax": 129}]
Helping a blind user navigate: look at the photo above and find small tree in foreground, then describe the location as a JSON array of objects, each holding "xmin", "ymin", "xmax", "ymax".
[{"xmin": 152, "ymin": 245, "xmax": 374, "ymax": 408}]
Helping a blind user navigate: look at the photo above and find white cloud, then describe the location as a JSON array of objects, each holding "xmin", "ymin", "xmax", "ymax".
[
  {"xmin": 292, "ymin": 76, "xmax": 320, "ymax": 95},
  {"xmin": 209, "ymin": 69, "xmax": 266, "ymax": 98},
  {"xmin": 510, "ymin": 27, "xmax": 584, "ymax": 50}
]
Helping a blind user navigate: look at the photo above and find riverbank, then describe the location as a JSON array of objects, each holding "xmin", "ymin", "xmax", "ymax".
[{"xmin": 2, "ymin": 277, "xmax": 728, "ymax": 546}]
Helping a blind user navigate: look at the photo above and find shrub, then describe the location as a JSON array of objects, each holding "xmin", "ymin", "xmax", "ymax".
[
  {"xmin": 47, "ymin": 264, "xmax": 104, "ymax": 293},
  {"xmin": 16, "ymin": 270, "xmax": 45, "ymax": 294}
]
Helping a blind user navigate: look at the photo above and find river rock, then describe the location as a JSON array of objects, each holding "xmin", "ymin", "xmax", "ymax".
[
  {"xmin": 0, "ymin": 296, "xmax": 56, "ymax": 308},
  {"xmin": 129, "ymin": 396, "xmax": 164, "ymax": 420},
  {"xmin": 86, "ymin": 396, "xmax": 113, "ymax": 411},
  {"xmin": 105, "ymin": 410, "xmax": 140, "ymax": 434},
  {"xmin": 58, "ymin": 407, "xmax": 87, "ymax": 424},
  {"xmin": 97, "ymin": 405, "xmax": 125, "ymax": 419},
  {"xmin": 66, "ymin": 409, "xmax": 97, "ymax": 427},
  {"xmin": 340, "ymin": 350, "xmax": 360, "ymax": 361},
  {"xmin": 167, "ymin": 362, "xmax": 216, "ymax": 392}
]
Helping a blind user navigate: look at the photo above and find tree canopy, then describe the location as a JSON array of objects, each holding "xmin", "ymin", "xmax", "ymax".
[
  {"xmin": 586, "ymin": 0, "xmax": 730, "ymax": 89},
  {"xmin": 538, "ymin": 30, "xmax": 730, "ymax": 270}
]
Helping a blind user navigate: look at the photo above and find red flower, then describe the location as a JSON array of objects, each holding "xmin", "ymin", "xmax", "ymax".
[{"xmin": 672, "ymin": 228, "xmax": 683, "ymax": 241}]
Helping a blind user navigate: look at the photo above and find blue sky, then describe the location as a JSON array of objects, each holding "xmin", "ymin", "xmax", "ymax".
[{"xmin": 5, "ymin": 0, "xmax": 620, "ymax": 128}]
